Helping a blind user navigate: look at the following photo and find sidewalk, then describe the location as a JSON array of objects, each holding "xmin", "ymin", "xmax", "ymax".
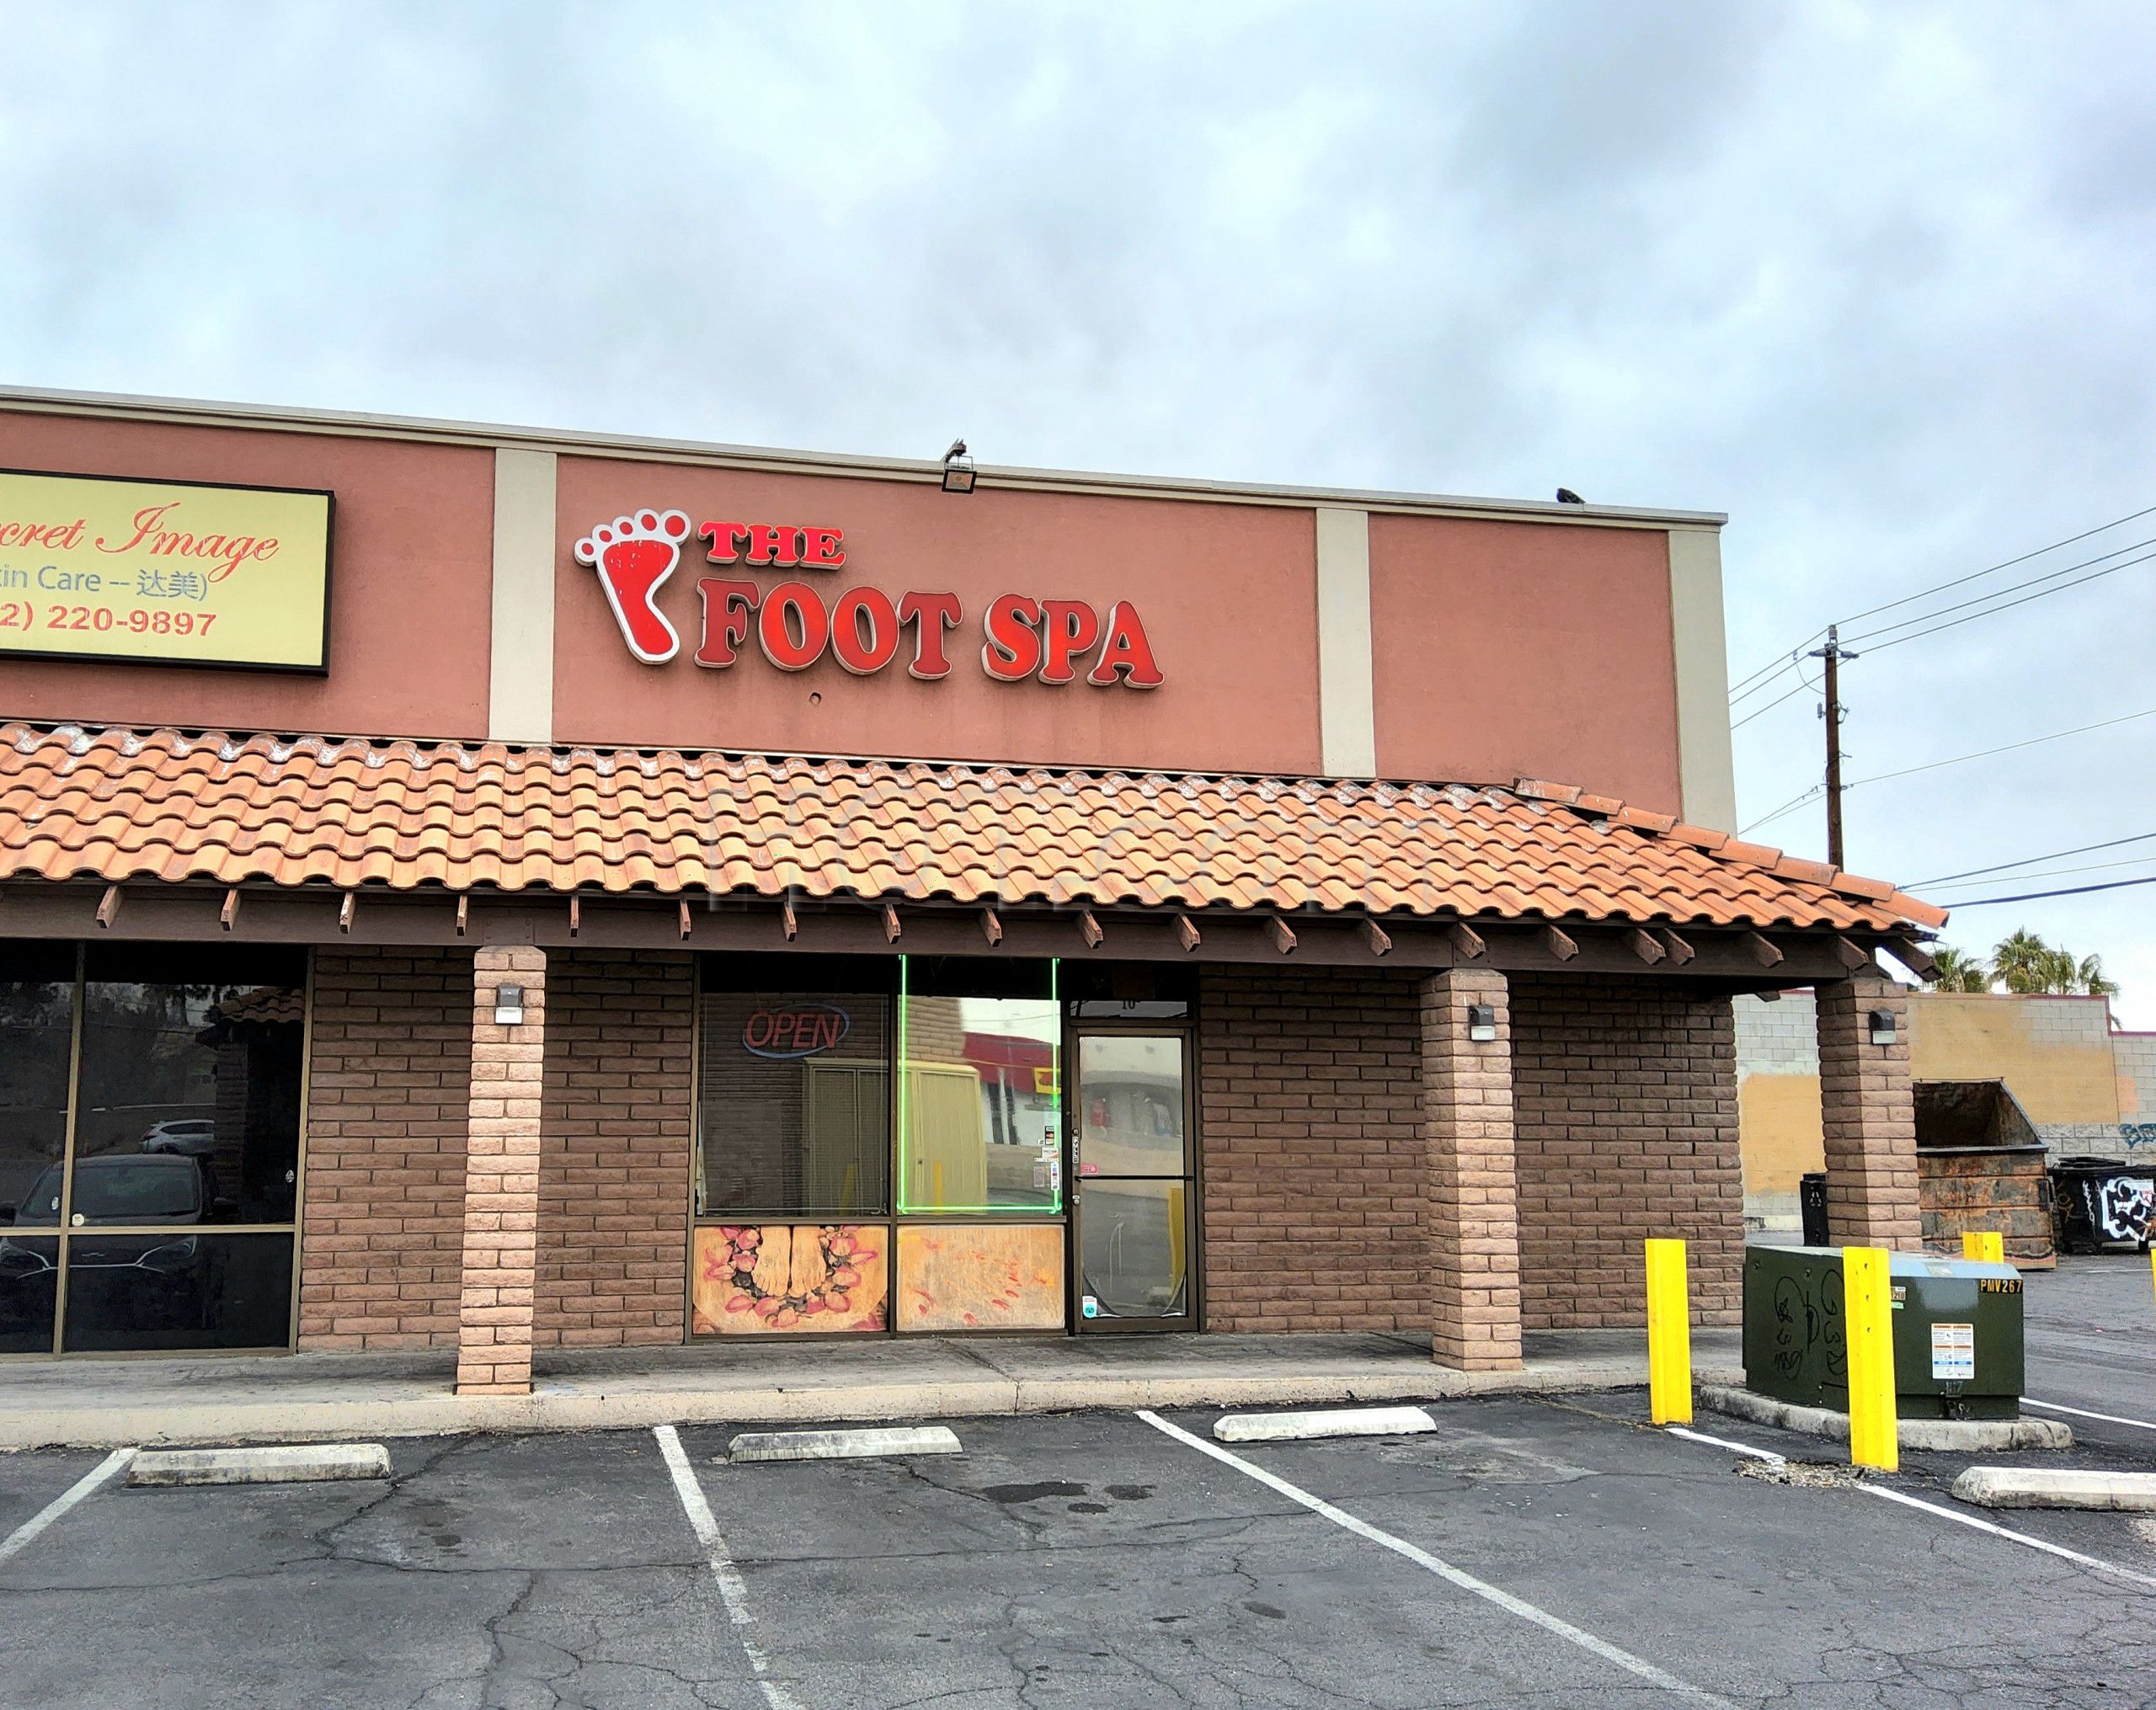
[{"xmin": 0, "ymin": 1328, "xmax": 1742, "ymax": 1449}]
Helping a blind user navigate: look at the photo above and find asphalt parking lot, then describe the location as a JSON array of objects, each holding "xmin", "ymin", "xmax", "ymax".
[{"xmin": 2, "ymin": 1259, "xmax": 2151, "ymax": 1709}]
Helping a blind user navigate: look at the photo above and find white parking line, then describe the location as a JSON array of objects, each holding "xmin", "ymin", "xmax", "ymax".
[
  {"xmin": 1656, "ymin": 1416, "xmax": 2156, "ymax": 1595},
  {"xmin": 1862, "ymin": 1484, "xmax": 2156, "ymax": 1594},
  {"xmin": 1137, "ymin": 1409, "xmax": 1737, "ymax": 1708},
  {"xmin": 0, "ymin": 1448, "xmax": 136, "ymax": 1569},
  {"xmin": 2025, "ymin": 1397, "xmax": 2156, "ymax": 1434},
  {"xmin": 652, "ymin": 1425, "xmax": 808, "ymax": 1710},
  {"xmin": 1664, "ymin": 1425, "xmax": 1785, "ymax": 1463}
]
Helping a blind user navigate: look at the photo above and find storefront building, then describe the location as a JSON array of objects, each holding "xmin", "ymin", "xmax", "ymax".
[{"xmin": 0, "ymin": 387, "xmax": 1945, "ymax": 1390}]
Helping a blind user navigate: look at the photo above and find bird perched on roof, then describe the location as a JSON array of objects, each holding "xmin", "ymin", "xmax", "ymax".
[
  {"xmin": 1556, "ymin": 487, "xmax": 1585, "ymax": 504},
  {"xmin": 944, "ymin": 439, "xmax": 969, "ymax": 462}
]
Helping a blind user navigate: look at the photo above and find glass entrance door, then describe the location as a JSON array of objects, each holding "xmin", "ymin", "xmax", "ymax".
[{"xmin": 1070, "ymin": 1032, "xmax": 1193, "ymax": 1329}]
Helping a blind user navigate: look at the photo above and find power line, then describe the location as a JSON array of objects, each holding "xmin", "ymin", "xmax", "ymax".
[
  {"xmin": 1840, "ymin": 535, "xmax": 2156, "ymax": 647},
  {"xmin": 1924, "ymin": 852, "xmax": 2156, "ymax": 892},
  {"xmin": 1856, "ymin": 546, "xmax": 2156, "ymax": 654},
  {"xmin": 1844, "ymin": 706, "xmax": 2156, "ymax": 787},
  {"xmin": 1740, "ymin": 784, "xmax": 1823, "ymax": 838},
  {"xmin": 1727, "ymin": 502, "xmax": 2153, "ymax": 706},
  {"xmin": 1729, "ymin": 654, "xmax": 1806, "ymax": 708},
  {"xmin": 1731, "ymin": 672, "xmax": 1820, "ymax": 732},
  {"xmin": 1727, "ymin": 633, "xmax": 1827, "ymax": 702},
  {"xmin": 1838, "ymin": 501, "xmax": 2156, "ymax": 627},
  {"xmin": 1936, "ymin": 873, "xmax": 2156, "ymax": 909},
  {"xmin": 1911, "ymin": 829, "xmax": 2156, "ymax": 887},
  {"xmin": 1738, "ymin": 710, "xmax": 2150, "ymax": 845}
]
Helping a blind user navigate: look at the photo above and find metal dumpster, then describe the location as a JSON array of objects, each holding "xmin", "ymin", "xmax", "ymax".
[
  {"xmin": 2049, "ymin": 1157, "xmax": 2155, "ymax": 1254},
  {"xmin": 1742, "ymin": 1245, "xmax": 2025, "ymax": 1420}
]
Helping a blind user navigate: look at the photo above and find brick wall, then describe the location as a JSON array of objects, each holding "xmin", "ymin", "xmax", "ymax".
[
  {"xmin": 298, "ymin": 949, "xmax": 474, "ymax": 1350},
  {"xmin": 1197, "ymin": 967, "xmax": 1427, "ymax": 1333},
  {"xmin": 533, "ymin": 950, "xmax": 696, "ymax": 1347},
  {"xmin": 1510, "ymin": 975, "xmax": 1743, "ymax": 1329}
]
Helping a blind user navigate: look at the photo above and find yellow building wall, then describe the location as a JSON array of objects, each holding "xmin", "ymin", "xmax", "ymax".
[
  {"xmin": 1739, "ymin": 1073, "xmax": 1826, "ymax": 1199},
  {"xmin": 1908, "ymin": 996, "xmax": 2121, "ymax": 1126}
]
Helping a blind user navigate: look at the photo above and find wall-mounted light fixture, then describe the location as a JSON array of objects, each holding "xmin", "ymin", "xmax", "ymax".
[
  {"xmin": 1868, "ymin": 1008, "xmax": 1897, "ymax": 1047},
  {"xmin": 495, "ymin": 983, "xmax": 526, "ymax": 1026},
  {"xmin": 941, "ymin": 437, "xmax": 976, "ymax": 494},
  {"xmin": 1467, "ymin": 1003, "xmax": 1498, "ymax": 1042}
]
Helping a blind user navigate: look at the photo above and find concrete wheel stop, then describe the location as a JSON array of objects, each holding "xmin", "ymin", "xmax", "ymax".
[
  {"xmin": 1951, "ymin": 1467, "xmax": 2156, "ymax": 1510},
  {"xmin": 1699, "ymin": 1385, "xmax": 2073, "ymax": 1452},
  {"xmin": 724, "ymin": 1425, "xmax": 963, "ymax": 1463},
  {"xmin": 1213, "ymin": 1405, "xmax": 1438, "ymax": 1444},
  {"xmin": 127, "ymin": 1444, "xmax": 392, "ymax": 1487}
]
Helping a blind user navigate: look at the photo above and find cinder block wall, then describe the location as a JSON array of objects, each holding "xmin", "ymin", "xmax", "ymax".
[
  {"xmin": 298, "ymin": 949, "xmax": 475, "ymax": 1350},
  {"xmin": 533, "ymin": 950, "xmax": 696, "ymax": 1347},
  {"xmin": 1511, "ymin": 975, "xmax": 1743, "ymax": 1329},
  {"xmin": 1197, "ymin": 967, "xmax": 1428, "ymax": 1333}
]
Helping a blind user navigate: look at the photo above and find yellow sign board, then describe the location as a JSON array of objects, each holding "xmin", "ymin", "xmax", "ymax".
[{"xmin": 0, "ymin": 469, "xmax": 333, "ymax": 671}]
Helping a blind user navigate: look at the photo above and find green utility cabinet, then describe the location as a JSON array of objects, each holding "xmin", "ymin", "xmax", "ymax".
[{"xmin": 1742, "ymin": 1245, "xmax": 2025, "ymax": 1420}]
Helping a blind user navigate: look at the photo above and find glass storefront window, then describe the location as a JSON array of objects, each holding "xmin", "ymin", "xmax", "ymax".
[
  {"xmin": 900, "ymin": 956, "xmax": 1059, "ymax": 1214},
  {"xmin": 76, "ymin": 946, "xmax": 306, "ymax": 1228},
  {"xmin": 60, "ymin": 1231, "xmax": 297, "ymax": 1354},
  {"xmin": 697, "ymin": 959, "xmax": 892, "ymax": 1217},
  {"xmin": 1, "ymin": 945, "xmax": 305, "ymax": 1357},
  {"xmin": 1076, "ymin": 1178, "xmax": 1190, "ymax": 1319}
]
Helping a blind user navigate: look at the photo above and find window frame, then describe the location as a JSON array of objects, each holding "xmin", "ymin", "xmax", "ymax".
[{"xmin": 0, "ymin": 941, "xmax": 312, "ymax": 1360}]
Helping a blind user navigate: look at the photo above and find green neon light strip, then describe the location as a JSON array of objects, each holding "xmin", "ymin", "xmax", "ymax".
[{"xmin": 895, "ymin": 953, "xmax": 1062, "ymax": 1217}]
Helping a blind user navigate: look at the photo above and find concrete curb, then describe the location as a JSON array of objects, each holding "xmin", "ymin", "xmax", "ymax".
[
  {"xmin": 1952, "ymin": 1467, "xmax": 2156, "ymax": 1510},
  {"xmin": 726, "ymin": 1425, "xmax": 963, "ymax": 1462},
  {"xmin": 1700, "ymin": 1385, "xmax": 2073, "ymax": 1452},
  {"xmin": 7, "ymin": 1359, "xmax": 1744, "ymax": 1451},
  {"xmin": 1214, "ymin": 1405, "xmax": 1436, "ymax": 1443},
  {"xmin": 126, "ymin": 1444, "xmax": 392, "ymax": 1487}
]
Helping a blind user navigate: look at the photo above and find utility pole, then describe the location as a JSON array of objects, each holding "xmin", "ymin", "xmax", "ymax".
[{"xmin": 1810, "ymin": 625, "xmax": 1856, "ymax": 868}]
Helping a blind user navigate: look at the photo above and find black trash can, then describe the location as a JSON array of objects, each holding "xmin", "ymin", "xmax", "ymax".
[
  {"xmin": 1799, "ymin": 1172, "xmax": 1830, "ymax": 1248},
  {"xmin": 2050, "ymin": 1157, "xmax": 2155, "ymax": 1254}
]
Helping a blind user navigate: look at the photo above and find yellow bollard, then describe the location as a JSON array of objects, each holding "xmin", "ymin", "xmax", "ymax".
[
  {"xmin": 1961, "ymin": 1230, "xmax": 2004, "ymax": 1265},
  {"xmin": 1645, "ymin": 1238, "xmax": 1692, "ymax": 1425},
  {"xmin": 1843, "ymin": 1245, "xmax": 1898, "ymax": 1472}
]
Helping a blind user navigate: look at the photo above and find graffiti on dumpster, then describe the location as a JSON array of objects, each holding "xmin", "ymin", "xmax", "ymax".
[
  {"xmin": 2093, "ymin": 1174, "xmax": 2155, "ymax": 1244},
  {"xmin": 1770, "ymin": 1266, "xmax": 1847, "ymax": 1383}
]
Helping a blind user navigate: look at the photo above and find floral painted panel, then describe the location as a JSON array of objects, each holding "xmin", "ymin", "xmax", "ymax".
[
  {"xmin": 896, "ymin": 1223, "xmax": 1065, "ymax": 1332},
  {"xmin": 691, "ymin": 1223, "xmax": 889, "ymax": 1334}
]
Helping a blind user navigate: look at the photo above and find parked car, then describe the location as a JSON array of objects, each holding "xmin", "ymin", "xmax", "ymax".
[
  {"xmin": 141, "ymin": 1118, "xmax": 218, "ymax": 1157},
  {"xmin": 0, "ymin": 1154, "xmax": 230, "ymax": 1335}
]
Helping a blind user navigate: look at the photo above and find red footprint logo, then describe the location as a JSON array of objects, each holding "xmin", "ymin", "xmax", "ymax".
[{"xmin": 574, "ymin": 509, "xmax": 691, "ymax": 663}]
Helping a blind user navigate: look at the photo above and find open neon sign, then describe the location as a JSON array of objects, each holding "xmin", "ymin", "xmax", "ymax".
[{"xmin": 574, "ymin": 509, "xmax": 1163, "ymax": 688}]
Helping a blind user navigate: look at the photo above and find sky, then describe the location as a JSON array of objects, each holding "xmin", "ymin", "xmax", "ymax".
[{"xmin": 3, "ymin": 2, "xmax": 2152, "ymax": 1021}]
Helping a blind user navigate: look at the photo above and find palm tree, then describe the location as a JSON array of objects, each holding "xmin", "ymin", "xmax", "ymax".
[
  {"xmin": 2075, "ymin": 953, "xmax": 2119, "ymax": 999},
  {"xmin": 1924, "ymin": 946, "xmax": 1991, "ymax": 993},
  {"xmin": 1990, "ymin": 929, "xmax": 2054, "ymax": 994},
  {"xmin": 1981, "ymin": 930, "xmax": 2123, "ymax": 999}
]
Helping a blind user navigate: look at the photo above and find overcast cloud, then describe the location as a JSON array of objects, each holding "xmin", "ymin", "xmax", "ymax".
[{"xmin": 3, "ymin": 2, "xmax": 2151, "ymax": 1020}]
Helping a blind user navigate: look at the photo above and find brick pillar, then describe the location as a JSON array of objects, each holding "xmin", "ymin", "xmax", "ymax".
[
  {"xmin": 1816, "ymin": 972, "xmax": 1921, "ymax": 1251},
  {"xmin": 456, "ymin": 946, "xmax": 546, "ymax": 1395},
  {"xmin": 1422, "ymin": 969, "xmax": 1523, "ymax": 1371}
]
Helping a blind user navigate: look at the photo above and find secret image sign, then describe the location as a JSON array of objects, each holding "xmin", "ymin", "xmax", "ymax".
[{"xmin": 0, "ymin": 468, "xmax": 334, "ymax": 672}]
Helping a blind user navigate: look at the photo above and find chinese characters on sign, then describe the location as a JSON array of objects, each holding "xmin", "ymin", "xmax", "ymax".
[
  {"xmin": 574, "ymin": 509, "xmax": 1164, "ymax": 687},
  {"xmin": 0, "ymin": 470, "xmax": 333, "ymax": 671}
]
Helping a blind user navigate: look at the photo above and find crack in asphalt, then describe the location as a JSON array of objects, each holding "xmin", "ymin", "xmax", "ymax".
[{"xmin": 8, "ymin": 1393, "xmax": 2156, "ymax": 1710}]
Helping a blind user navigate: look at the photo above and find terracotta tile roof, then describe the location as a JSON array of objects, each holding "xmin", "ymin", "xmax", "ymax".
[{"xmin": 0, "ymin": 724, "xmax": 1946, "ymax": 933}]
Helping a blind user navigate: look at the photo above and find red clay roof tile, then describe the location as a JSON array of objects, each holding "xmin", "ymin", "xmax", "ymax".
[{"xmin": 0, "ymin": 724, "xmax": 1947, "ymax": 933}]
